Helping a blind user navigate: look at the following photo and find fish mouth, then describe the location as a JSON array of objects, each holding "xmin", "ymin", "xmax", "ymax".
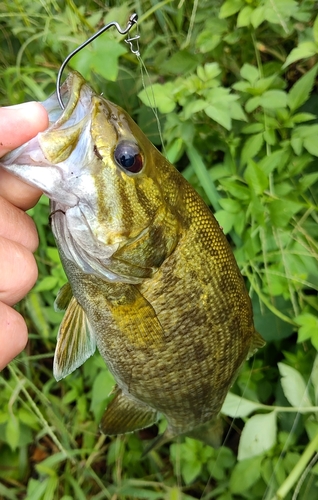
[{"xmin": 43, "ymin": 71, "xmax": 92, "ymax": 129}]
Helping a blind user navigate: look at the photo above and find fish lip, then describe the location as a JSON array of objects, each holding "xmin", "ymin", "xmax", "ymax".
[{"xmin": 44, "ymin": 71, "xmax": 90, "ymax": 127}]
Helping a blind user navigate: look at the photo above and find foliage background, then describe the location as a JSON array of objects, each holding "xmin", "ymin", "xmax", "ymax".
[{"xmin": 0, "ymin": 0, "xmax": 318, "ymax": 499}]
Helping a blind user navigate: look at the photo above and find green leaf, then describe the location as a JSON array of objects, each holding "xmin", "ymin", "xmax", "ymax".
[
  {"xmin": 160, "ymin": 50, "xmax": 198, "ymax": 75},
  {"xmin": 264, "ymin": 0, "xmax": 298, "ymax": 24},
  {"xmin": 230, "ymin": 456, "xmax": 262, "ymax": 493},
  {"xmin": 6, "ymin": 417, "xmax": 20, "ymax": 451},
  {"xmin": 138, "ymin": 83, "xmax": 176, "ymax": 114},
  {"xmin": 250, "ymin": 6, "xmax": 266, "ymax": 28},
  {"xmin": 183, "ymin": 99, "xmax": 207, "ymax": 120},
  {"xmin": 288, "ymin": 63, "xmax": 318, "ymax": 111},
  {"xmin": 241, "ymin": 133, "xmax": 264, "ymax": 166},
  {"xmin": 260, "ymin": 90, "xmax": 288, "ymax": 109},
  {"xmin": 205, "ymin": 104, "xmax": 231, "ymax": 130},
  {"xmin": 313, "ymin": 15, "xmax": 318, "ymax": 45},
  {"xmin": 244, "ymin": 160, "xmax": 268, "ymax": 194},
  {"xmin": 219, "ymin": 0, "xmax": 244, "ymax": 19},
  {"xmin": 303, "ymin": 135, "xmax": 318, "ymax": 156},
  {"xmin": 222, "ymin": 392, "xmax": 262, "ymax": 418},
  {"xmin": 296, "ymin": 313, "xmax": 318, "ymax": 346},
  {"xmin": 214, "ymin": 210, "xmax": 235, "ymax": 234},
  {"xmin": 237, "ymin": 6, "xmax": 253, "ymax": 27},
  {"xmin": 34, "ymin": 276, "xmax": 58, "ymax": 292},
  {"xmin": 71, "ymin": 38, "xmax": 127, "ymax": 81},
  {"xmin": 268, "ymin": 199, "xmax": 303, "ymax": 227},
  {"xmin": 238, "ymin": 412, "xmax": 277, "ymax": 460},
  {"xmin": 284, "ymin": 41, "xmax": 317, "ymax": 67},
  {"xmin": 278, "ymin": 362, "xmax": 313, "ymax": 407}
]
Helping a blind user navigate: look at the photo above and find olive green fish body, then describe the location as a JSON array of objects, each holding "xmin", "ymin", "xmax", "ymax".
[{"xmin": 0, "ymin": 72, "xmax": 265, "ymax": 444}]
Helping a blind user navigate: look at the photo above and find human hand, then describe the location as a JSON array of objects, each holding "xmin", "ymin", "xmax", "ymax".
[{"xmin": 0, "ymin": 102, "xmax": 48, "ymax": 370}]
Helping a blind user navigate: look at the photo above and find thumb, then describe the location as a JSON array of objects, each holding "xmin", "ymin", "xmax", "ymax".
[{"xmin": 0, "ymin": 102, "xmax": 49, "ymax": 157}]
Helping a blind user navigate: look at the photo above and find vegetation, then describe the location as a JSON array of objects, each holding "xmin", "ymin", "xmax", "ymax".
[{"xmin": 0, "ymin": 0, "xmax": 318, "ymax": 498}]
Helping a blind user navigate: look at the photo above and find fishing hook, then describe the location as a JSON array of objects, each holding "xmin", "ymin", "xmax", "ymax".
[{"xmin": 56, "ymin": 13, "xmax": 139, "ymax": 109}]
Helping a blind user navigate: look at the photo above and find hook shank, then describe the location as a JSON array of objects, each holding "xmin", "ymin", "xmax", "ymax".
[{"xmin": 56, "ymin": 13, "xmax": 139, "ymax": 109}]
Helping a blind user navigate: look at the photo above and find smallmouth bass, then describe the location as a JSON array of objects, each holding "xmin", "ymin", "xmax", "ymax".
[{"xmin": 0, "ymin": 72, "xmax": 265, "ymax": 447}]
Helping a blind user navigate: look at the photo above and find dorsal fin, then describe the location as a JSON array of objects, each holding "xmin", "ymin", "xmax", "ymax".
[
  {"xmin": 100, "ymin": 387, "xmax": 158, "ymax": 435},
  {"xmin": 53, "ymin": 296, "xmax": 96, "ymax": 381}
]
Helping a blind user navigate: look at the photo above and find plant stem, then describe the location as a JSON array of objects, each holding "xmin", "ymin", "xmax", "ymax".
[{"xmin": 272, "ymin": 432, "xmax": 318, "ymax": 499}]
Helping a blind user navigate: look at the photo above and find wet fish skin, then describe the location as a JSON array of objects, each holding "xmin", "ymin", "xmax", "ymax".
[{"xmin": 0, "ymin": 72, "xmax": 265, "ymax": 445}]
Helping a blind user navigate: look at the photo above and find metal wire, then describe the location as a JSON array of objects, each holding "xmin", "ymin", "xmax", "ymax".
[{"xmin": 56, "ymin": 13, "xmax": 139, "ymax": 109}]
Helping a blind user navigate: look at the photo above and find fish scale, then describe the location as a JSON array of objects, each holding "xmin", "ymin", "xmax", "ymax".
[{"xmin": 0, "ymin": 71, "xmax": 265, "ymax": 449}]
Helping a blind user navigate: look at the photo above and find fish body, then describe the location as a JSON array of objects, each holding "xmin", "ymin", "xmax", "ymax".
[{"xmin": 0, "ymin": 72, "xmax": 264, "ymax": 444}]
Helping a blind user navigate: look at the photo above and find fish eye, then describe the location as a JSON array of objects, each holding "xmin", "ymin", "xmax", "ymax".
[{"xmin": 114, "ymin": 141, "xmax": 143, "ymax": 174}]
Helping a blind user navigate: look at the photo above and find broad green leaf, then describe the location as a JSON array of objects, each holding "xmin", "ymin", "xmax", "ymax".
[
  {"xmin": 237, "ymin": 5, "xmax": 253, "ymax": 27},
  {"xmin": 303, "ymin": 136, "xmax": 318, "ymax": 156},
  {"xmin": 264, "ymin": 0, "xmax": 298, "ymax": 24},
  {"xmin": 160, "ymin": 50, "xmax": 198, "ymax": 75},
  {"xmin": 278, "ymin": 362, "xmax": 313, "ymax": 407},
  {"xmin": 245, "ymin": 95, "xmax": 261, "ymax": 112},
  {"xmin": 222, "ymin": 392, "xmax": 262, "ymax": 418},
  {"xmin": 183, "ymin": 99, "xmax": 207, "ymax": 120},
  {"xmin": 181, "ymin": 460, "xmax": 202, "ymax": 484},
  {"xmin": 230, "ymin": 101, "xmax": 248, "ymax": 121},
  {"xmin": 34, "ymin": 276, "xmax": 58, "ymax": 292},
  {"xmin": 70, "ymin": 38, "xmax": 127, "ymax": 81},
  {"xmin": 219, "ymin": 0, "xmax": 244, "ymax": 19},
  {"xmin": 6, "ymin": 417, "xmax": 20, "ymax": 451},
  {"xmin": 240, "ymin": 63, "xmax": 259, "ymax": 84},
  {"xmin": 238, "ymin": 412, "xmax": 277, "ymax": 460},
  {"xmin": 197, "ymin": 62, "xmax": 221, "ymax": 81},
  {"xmin": 296, "ymin": 313, "xmax": 318, "ymax": 347},
  {"xmin": 214, "ymin": 210, "xmax": 235, "ymax": 234},
  {"xmin": 288, "ymin": 63, "xmax": 318, "ymax": 111},
  {"xmin": 268, "ymin": 199, "xmax": 303, "ymax": 227},
  {"xmin": 244, "ymin": 161, "xmax": 268, "ymax": 194},
  {"xmin": 284, "ymin": 41, "xmax": 317, "ymax": 67},
  {"xmin": 313, "ymin": 15, "xmax": 318, "ymax": 45},
  {"xmin": 230, "ymin": 456, "xmax": 262, "ymax": 492},
  {"xmin": 241, "ymin": 133, "xmax": 264, "ymax": 166},
  {"xmin": 260, "ymin": 90, "xmax": 287, "ymax": 109},
  {"xmin": 138, "ymin": 83, "xmax": 176, "ymax": 114},
  {"xmin": 251, "ymin": 6, "xmax": 266, "ymax": 27},
  {"xmin": 205, "ymin": 104, "xmax": 231, "ymax": 130},
  {"xmin": 292, "ymin": 112, "xmax": 316, "ymax": 123},
  {"xmin": 311, "ymin": 354, "xmax": 318, "ymax": 405},
  {"xmin": 219, "ymin": 198, "xmax": 241, "ymax": 213}
]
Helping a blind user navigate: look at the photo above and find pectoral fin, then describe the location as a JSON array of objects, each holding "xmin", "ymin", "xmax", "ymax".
[
  {"xmin": 100, "ymin": 387, "xmax": 158, "ymax": 435},
  {"xmin": 54, "ymin": 282, "xmax": 73, "ymax": 312},
  {"xmin": 53, "ymin": 296, "xmax": 96, "ymax": 381},
  {"xmin": 106, "ymin": 284, "xmax": 165, "ymax": 347}
]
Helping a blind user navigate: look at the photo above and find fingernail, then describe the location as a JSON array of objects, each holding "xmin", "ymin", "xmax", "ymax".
[{"xmin": 3, "ymin": 102, "xmax": 37, "ymax": 110}]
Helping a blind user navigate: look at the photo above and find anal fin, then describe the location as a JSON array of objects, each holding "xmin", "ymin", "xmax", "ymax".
[{"xmin": 100, "ymin": 388, "xmax": 158, "ymax": 435}]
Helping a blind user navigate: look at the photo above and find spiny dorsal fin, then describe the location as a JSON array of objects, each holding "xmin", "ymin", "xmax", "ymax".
[
  {"xmin": 53, "ymin": 296, "xmax": 96, "ymax": 381},
  {"xmin": 100, "ymin": 387, "xmax": 158, "ymax": 435},
  {"xmin": 54, "ymin": 282, "xmax": 73, "ymax": 312}
]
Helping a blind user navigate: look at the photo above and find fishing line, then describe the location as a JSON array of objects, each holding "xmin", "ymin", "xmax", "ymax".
[
  {"xmin": 136, "ymin": 46, "xmax": 166, "ymax": 155},
  {"xmin": 200, "ymin": 357, "xmax": 257, "ymax": 500}
]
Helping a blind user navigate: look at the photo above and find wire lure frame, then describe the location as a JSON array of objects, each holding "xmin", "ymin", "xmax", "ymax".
[{"xmin": 56, "ymin": 13, "xmax": 139, "ymax": 109}]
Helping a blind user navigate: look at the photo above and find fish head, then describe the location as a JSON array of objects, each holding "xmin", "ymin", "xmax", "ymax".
[{"xmin": 0, "ymin": 72, "xmax": 181, "ymax": 282}]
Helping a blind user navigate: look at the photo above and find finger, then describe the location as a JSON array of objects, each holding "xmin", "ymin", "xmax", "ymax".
[
  {"xmin": 0, "ymin": 169, "xmax": 42, "ymax": 211},
  {"xmin": 0, "ymin": 302, "xmax": 28, "ymax": 370},
  {"xmin": 0, "ymin": 196, "xmax": 39, "ymax": 252},
  {"xmin": 0, "ymin": 235, "xmax": 38, "ymax": 306},
  {"xmin": 0, "ymin": 102, "xmax": 48, "ymax": 210},
  {"xmin": 0, "ymin": 102, "xmax": 49, "ymax": 156}
]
